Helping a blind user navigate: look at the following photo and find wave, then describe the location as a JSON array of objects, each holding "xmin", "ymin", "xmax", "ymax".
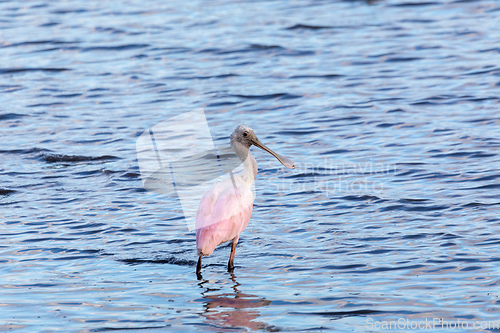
[{"xmin": 40, "ymin": 153, "xmax": 119, "ymax": 163}]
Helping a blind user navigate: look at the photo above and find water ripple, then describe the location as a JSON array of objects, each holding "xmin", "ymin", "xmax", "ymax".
[{"xmin": 1, "ymin": 0, "xmax": 499, "ymax": 331}]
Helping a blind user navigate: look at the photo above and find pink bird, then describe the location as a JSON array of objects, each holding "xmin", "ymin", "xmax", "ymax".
[{"xmin": 195, "ymin": 125, "xmax": 295, "ymax": 276}]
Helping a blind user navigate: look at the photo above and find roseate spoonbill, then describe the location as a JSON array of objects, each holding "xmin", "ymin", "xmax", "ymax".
[{"xmin": 196, "ymin": 125, "xmax": 295, "ymax": 275}]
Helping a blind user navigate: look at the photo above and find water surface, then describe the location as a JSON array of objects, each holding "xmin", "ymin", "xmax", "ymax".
[{"xmin": 1, "ymin": 0, "xmax": 499, "ymax": 331}]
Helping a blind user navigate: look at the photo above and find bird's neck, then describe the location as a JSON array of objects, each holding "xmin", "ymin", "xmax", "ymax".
[{"xmin": 232, "ymin": 142, "xmax": 258, "ymax": 184}]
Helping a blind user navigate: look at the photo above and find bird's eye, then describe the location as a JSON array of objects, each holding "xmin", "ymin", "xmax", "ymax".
[{"xmin": 243, "ymin": 132, "xmax": 248, "ymax": 137}]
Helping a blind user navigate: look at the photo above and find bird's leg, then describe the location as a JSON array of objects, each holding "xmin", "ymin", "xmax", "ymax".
[
  {"xmin": 228, "ymin": 237, "xmax": 238, "ymax": 272},
  {"xmin": 196, "ymin": 254, "xmax": 202, "ymax": 276}
]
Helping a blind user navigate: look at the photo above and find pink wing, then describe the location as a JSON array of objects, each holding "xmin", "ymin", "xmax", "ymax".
[{"xmin": 196, "ymin": 185, "xmax": 253, "ymax": 256}]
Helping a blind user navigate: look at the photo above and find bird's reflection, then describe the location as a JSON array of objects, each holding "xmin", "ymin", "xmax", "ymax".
[{"xmin": 198, "ymin": 273, "xmax": 273, "ymax": 331}]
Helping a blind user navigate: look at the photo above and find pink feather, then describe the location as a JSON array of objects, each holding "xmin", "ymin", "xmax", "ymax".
[{"xmin": 196, "ymin": 184, "xmax": 253, "ymax": 256}]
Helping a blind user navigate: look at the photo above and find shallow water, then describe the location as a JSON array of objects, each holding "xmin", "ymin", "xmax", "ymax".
[{"xmin": 1, "ymin": 0, "xmax": 500, "ymax": 332}]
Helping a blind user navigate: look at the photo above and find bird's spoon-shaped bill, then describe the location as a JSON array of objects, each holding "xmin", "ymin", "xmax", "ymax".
[{"xmin": 252, "ymin": 137, "xmax": 295, "ymax": 169}]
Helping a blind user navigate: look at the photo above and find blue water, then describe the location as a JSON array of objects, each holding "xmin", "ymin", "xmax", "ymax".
[{"xmin": 1, "ymin": 0, "xmax": 500, "ymax": 332}]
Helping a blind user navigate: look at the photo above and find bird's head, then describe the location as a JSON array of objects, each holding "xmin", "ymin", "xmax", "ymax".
[
  {"xmin": 230, "ymin": 124, "xmax": 256, "ymax": 148},
  {"xmin": 230, "ymin": 124, "xmax": 295, "ymax": 169}
]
